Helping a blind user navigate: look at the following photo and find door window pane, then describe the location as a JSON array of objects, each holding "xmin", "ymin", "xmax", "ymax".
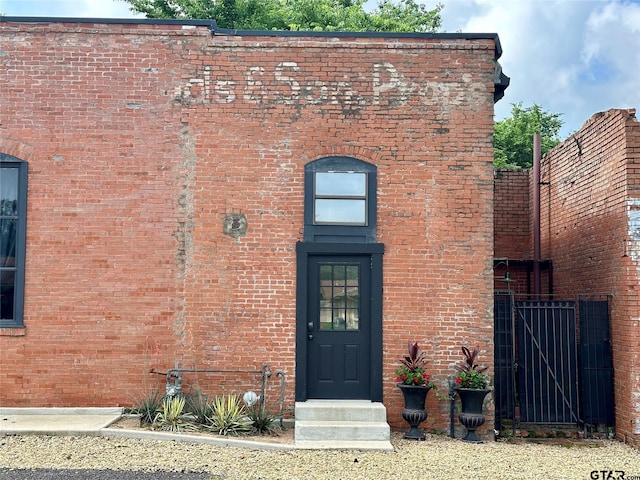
[{"xmin": 319, "ymin": 263, "xmax": 360, "ymax": 331}]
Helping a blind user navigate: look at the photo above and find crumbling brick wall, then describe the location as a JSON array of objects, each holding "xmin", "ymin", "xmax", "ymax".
[{"xmin": 539, "ymin": 108, "xmax": 640, "ymax": 443}]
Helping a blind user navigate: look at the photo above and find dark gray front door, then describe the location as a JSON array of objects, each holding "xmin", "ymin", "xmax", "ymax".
[{"xmin": 306, "ymin": 255, "xmax": 371, "ymax": 399}]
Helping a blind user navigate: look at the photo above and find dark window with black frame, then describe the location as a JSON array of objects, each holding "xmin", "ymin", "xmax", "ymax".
[
  {"xmin": 304, "ymin": 157, "xmax": 376, "ymax": 243},
  {"xmin": 1, "ymin": 154, "xmax": 28, "ymax": 328}
]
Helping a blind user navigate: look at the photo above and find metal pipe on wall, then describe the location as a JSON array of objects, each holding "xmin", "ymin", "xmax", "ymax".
[{"xmin": 533, "ymin": 133, "xmax": 542, "ymax": 297}]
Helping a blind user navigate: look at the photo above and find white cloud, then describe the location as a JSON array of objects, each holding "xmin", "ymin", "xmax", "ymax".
[
  {"xmin": 75, "ymin": 0, "xmax": 139, "ymax": 17},
  {"xmin": 440, "ymin": 0, "xmax": 640, "ymax": 137},
  {"xmin": 1, "ymin": 0, "xmax": 141, "ymax": 18},
  {"xmin": 579, "ymin": 2, "xmax": 640, "ymax": 112}
]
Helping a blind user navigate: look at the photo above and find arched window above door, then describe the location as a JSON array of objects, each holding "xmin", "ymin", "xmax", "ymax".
[{"xmin": 304, "ymin": 157, "xmax": 377, "ymax": 243}]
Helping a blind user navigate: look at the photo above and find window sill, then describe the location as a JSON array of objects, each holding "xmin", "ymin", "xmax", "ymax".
[{"xmin": 0, "ymin": 327, "xmax": 26, "ymax": 336}]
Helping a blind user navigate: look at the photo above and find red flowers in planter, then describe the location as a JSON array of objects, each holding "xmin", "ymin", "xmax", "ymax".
[{"xmin": 394, "ymin": 341, "xmax": 435, "ymax": 388}]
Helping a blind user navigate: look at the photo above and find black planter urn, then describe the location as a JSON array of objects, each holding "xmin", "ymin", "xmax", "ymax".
[
  {"xmin": 397, "ymin": 383, "xmax": 432, "ymax": 440},
  {"xmin": 456, "ymin": 388, "xmax": 491, "ymax": 443}
]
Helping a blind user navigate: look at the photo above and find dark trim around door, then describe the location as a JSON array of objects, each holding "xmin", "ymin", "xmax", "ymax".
[{"xmin": 295, "ymin": 242, "xmax": 384, "ymax": 402}]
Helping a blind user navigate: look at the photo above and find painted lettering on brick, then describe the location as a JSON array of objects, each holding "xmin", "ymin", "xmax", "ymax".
[
  {"xmin": 174, "ymin": 61, "xmax": 484, "ymax": 110},
  {"xmin": 372, "ymin": 62, "xmax": 412, "ymax": 106}
]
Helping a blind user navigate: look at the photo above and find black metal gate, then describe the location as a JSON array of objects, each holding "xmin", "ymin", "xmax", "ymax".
[
  {"xmin": 578, "ymin": 298, "xmax": 614, "ymax": 427},
  {"xmin": 494, "ymin": 293, "xmax": 515, "ymax": 431},
  {"xmin": 494, "ymin": 295, "xmax": 614, "ymax": 433},
  {"xmin": 517, "ymin": 301, "xmax": 578, "ymax": 423}
]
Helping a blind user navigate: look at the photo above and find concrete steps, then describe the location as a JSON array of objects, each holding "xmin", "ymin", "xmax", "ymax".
[{"xmin": 294, "ymin": 400, "xmax": 393, "ymax": 451}]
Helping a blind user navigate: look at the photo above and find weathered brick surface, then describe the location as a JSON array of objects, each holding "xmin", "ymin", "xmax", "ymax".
[
  {"xmin": 541, "ymin": 108, "xmax": 640, "ymax": 443},
  {"xmin": 0, "ymin": 21, "xmax": 497, "ymax": 430},
  {"xmin": 494, "ymin": 169, "xmax": 531, "ymax": 260},
  {"xmin": 493, "ymin": 169, "xmax": 534, "ymax": 294},
  {"xmin": 506, "ymin": 109, "xmax": 640, "ymax": 443}
]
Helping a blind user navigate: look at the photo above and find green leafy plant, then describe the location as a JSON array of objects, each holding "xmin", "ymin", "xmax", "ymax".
[
  {"xmin": 120, "ymin": 0, "xmax": 443, "ymax": 33},
  {"xmin": 494, "ymin": 102, "xmax": 563, "ymax": 169},
  {"xmin": 132, "ymin": 388, "xmax": 164, "ymax": 426},
  {"xmin": 205, "ymin": 394, "xmax": 253, "ymax": 436},
  {"xmin": 454, "ymin": 345, "xmax": 489, "ymax": 389},
  {"xmin": 153, "ymin": 396, "xmax": 197, "ymax": 432},
  {"xmin": 394, "ymin": 340, "xmax": 434, "ymax": 387}
]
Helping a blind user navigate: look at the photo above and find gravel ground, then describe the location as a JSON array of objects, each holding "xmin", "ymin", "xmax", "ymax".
[
  {"xmin": 0, "ymin": 469, "xmax": 211, "ymax": 480},
  {"xmin": 2, "ymin": 433, "xmax": 640, "ymax": 480}
]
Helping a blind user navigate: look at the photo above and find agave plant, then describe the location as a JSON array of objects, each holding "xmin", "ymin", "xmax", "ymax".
[
  {"xmin": 132, "ymin": 388, "xmax": 164, "ymax": 426},
  {"xmin": 205, "ymin": 394, "xmax": 253, "ymax": 436},
  {"xmin": 153, "ymin": 396, "xmax": 197, "ymax": 432},
  {"xmin": 184, "ymin": 387, "xmax": 211, "ymax": 425},
  {"xmin": 247, "ymin": 405, "xmax": 281, "ymax": 434}
]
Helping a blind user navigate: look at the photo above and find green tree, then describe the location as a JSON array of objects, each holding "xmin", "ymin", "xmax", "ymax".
[
  {"xmin": 494, "ymin": 102, "xmax": 564, "ymax": 169},
  {"xmin": 119, "ymin": 0, "xmax": 443, "ymax": 32}
]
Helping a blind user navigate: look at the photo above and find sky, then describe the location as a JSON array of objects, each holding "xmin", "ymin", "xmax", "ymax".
[{"xmin": 2, "ymin": 0, "xmax": 639, "ymax": 139}]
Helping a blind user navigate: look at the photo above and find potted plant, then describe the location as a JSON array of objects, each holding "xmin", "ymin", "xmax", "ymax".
[
  {"xmin": 395, "ymin": 340, "xmax": 435, "ymax": 440},
  {"xmin": 454, "ymin": 345, "xmax": 491, "ymax": 443}
]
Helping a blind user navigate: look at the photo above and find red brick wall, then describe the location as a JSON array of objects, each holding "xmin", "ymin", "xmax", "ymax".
[
  {"xmin": 622, "ymin": 110, "xmax": 640, "ymax": 444},
  {"xmin": 539, "ymin": 108, "xmax": 640, "ymax": 443},
  {"xmin": 494, "ymin": 169, "xmax": 531, "ymax": 260},
  {"xmin": 493, "ymin": 169, "xmax": 534, "ymax": 294},
  {"xmin": 0, "ymin": 22, "xmax": 191, "ymax": 407},
  {"xmin": 0, "ymin": 20, "xmax": 498, "ymax": 430}
]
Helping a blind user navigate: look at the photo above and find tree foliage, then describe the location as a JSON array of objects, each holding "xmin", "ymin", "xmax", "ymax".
[
  {"xmin": 494, "ymin": 102, "xmax": 564, "ymax": 169},
  {"xmin": 119, "ymin": 0, "xmax": 442, "ymax": 32}
]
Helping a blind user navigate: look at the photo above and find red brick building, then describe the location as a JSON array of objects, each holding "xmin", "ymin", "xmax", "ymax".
[{"xmin": 0, "ymin": 17, "xmax": 506, "ymax": 438}]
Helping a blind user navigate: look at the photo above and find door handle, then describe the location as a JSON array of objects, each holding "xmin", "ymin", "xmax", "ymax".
[
  {"xmin": 307, "ymin": 322, "xmax": 314, "ymax": 331},
  {"xmin": 308, "ymin": 334, "xmax": 314, "ymax": 340}
]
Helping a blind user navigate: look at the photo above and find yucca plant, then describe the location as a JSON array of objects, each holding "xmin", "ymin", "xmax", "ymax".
[
  {"xmin": 248, "ymin": 405, "xmax": 281, "ymax": 435},
  {"xmin": 184, "ymin": 387, "xmax": 211, "ymax": 425},
  {"xmin": 132, "ymin": 388, "xmax": 164, "ymax": 426},
  {"xmin": 205, "ymin": 394, "xmax": 253, "ymax": 436},
  {"xmin": 154, "ymin": 396, "xmax": 197, "ymax": 432}
]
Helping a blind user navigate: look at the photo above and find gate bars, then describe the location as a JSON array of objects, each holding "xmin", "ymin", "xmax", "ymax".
[
  {"xmin": 517, "ymin": 300, "xmax": 579, "ymax": 424},
  {"xmin": 494, "ymin": 294, "xmax": 614, "ymax": 437},
  {"xmin": 578, "ymin": 297, "xmax": 615, "ymax": 429}
]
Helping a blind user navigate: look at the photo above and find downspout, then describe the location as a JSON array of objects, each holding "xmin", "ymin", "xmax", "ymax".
[
  {"xmin": 533, "ymin": 133, "xmax": 542, "ymax": 297},
  {"xmin": 449, "ymin": 377, "xmax": 456, "ymax": 438}
]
